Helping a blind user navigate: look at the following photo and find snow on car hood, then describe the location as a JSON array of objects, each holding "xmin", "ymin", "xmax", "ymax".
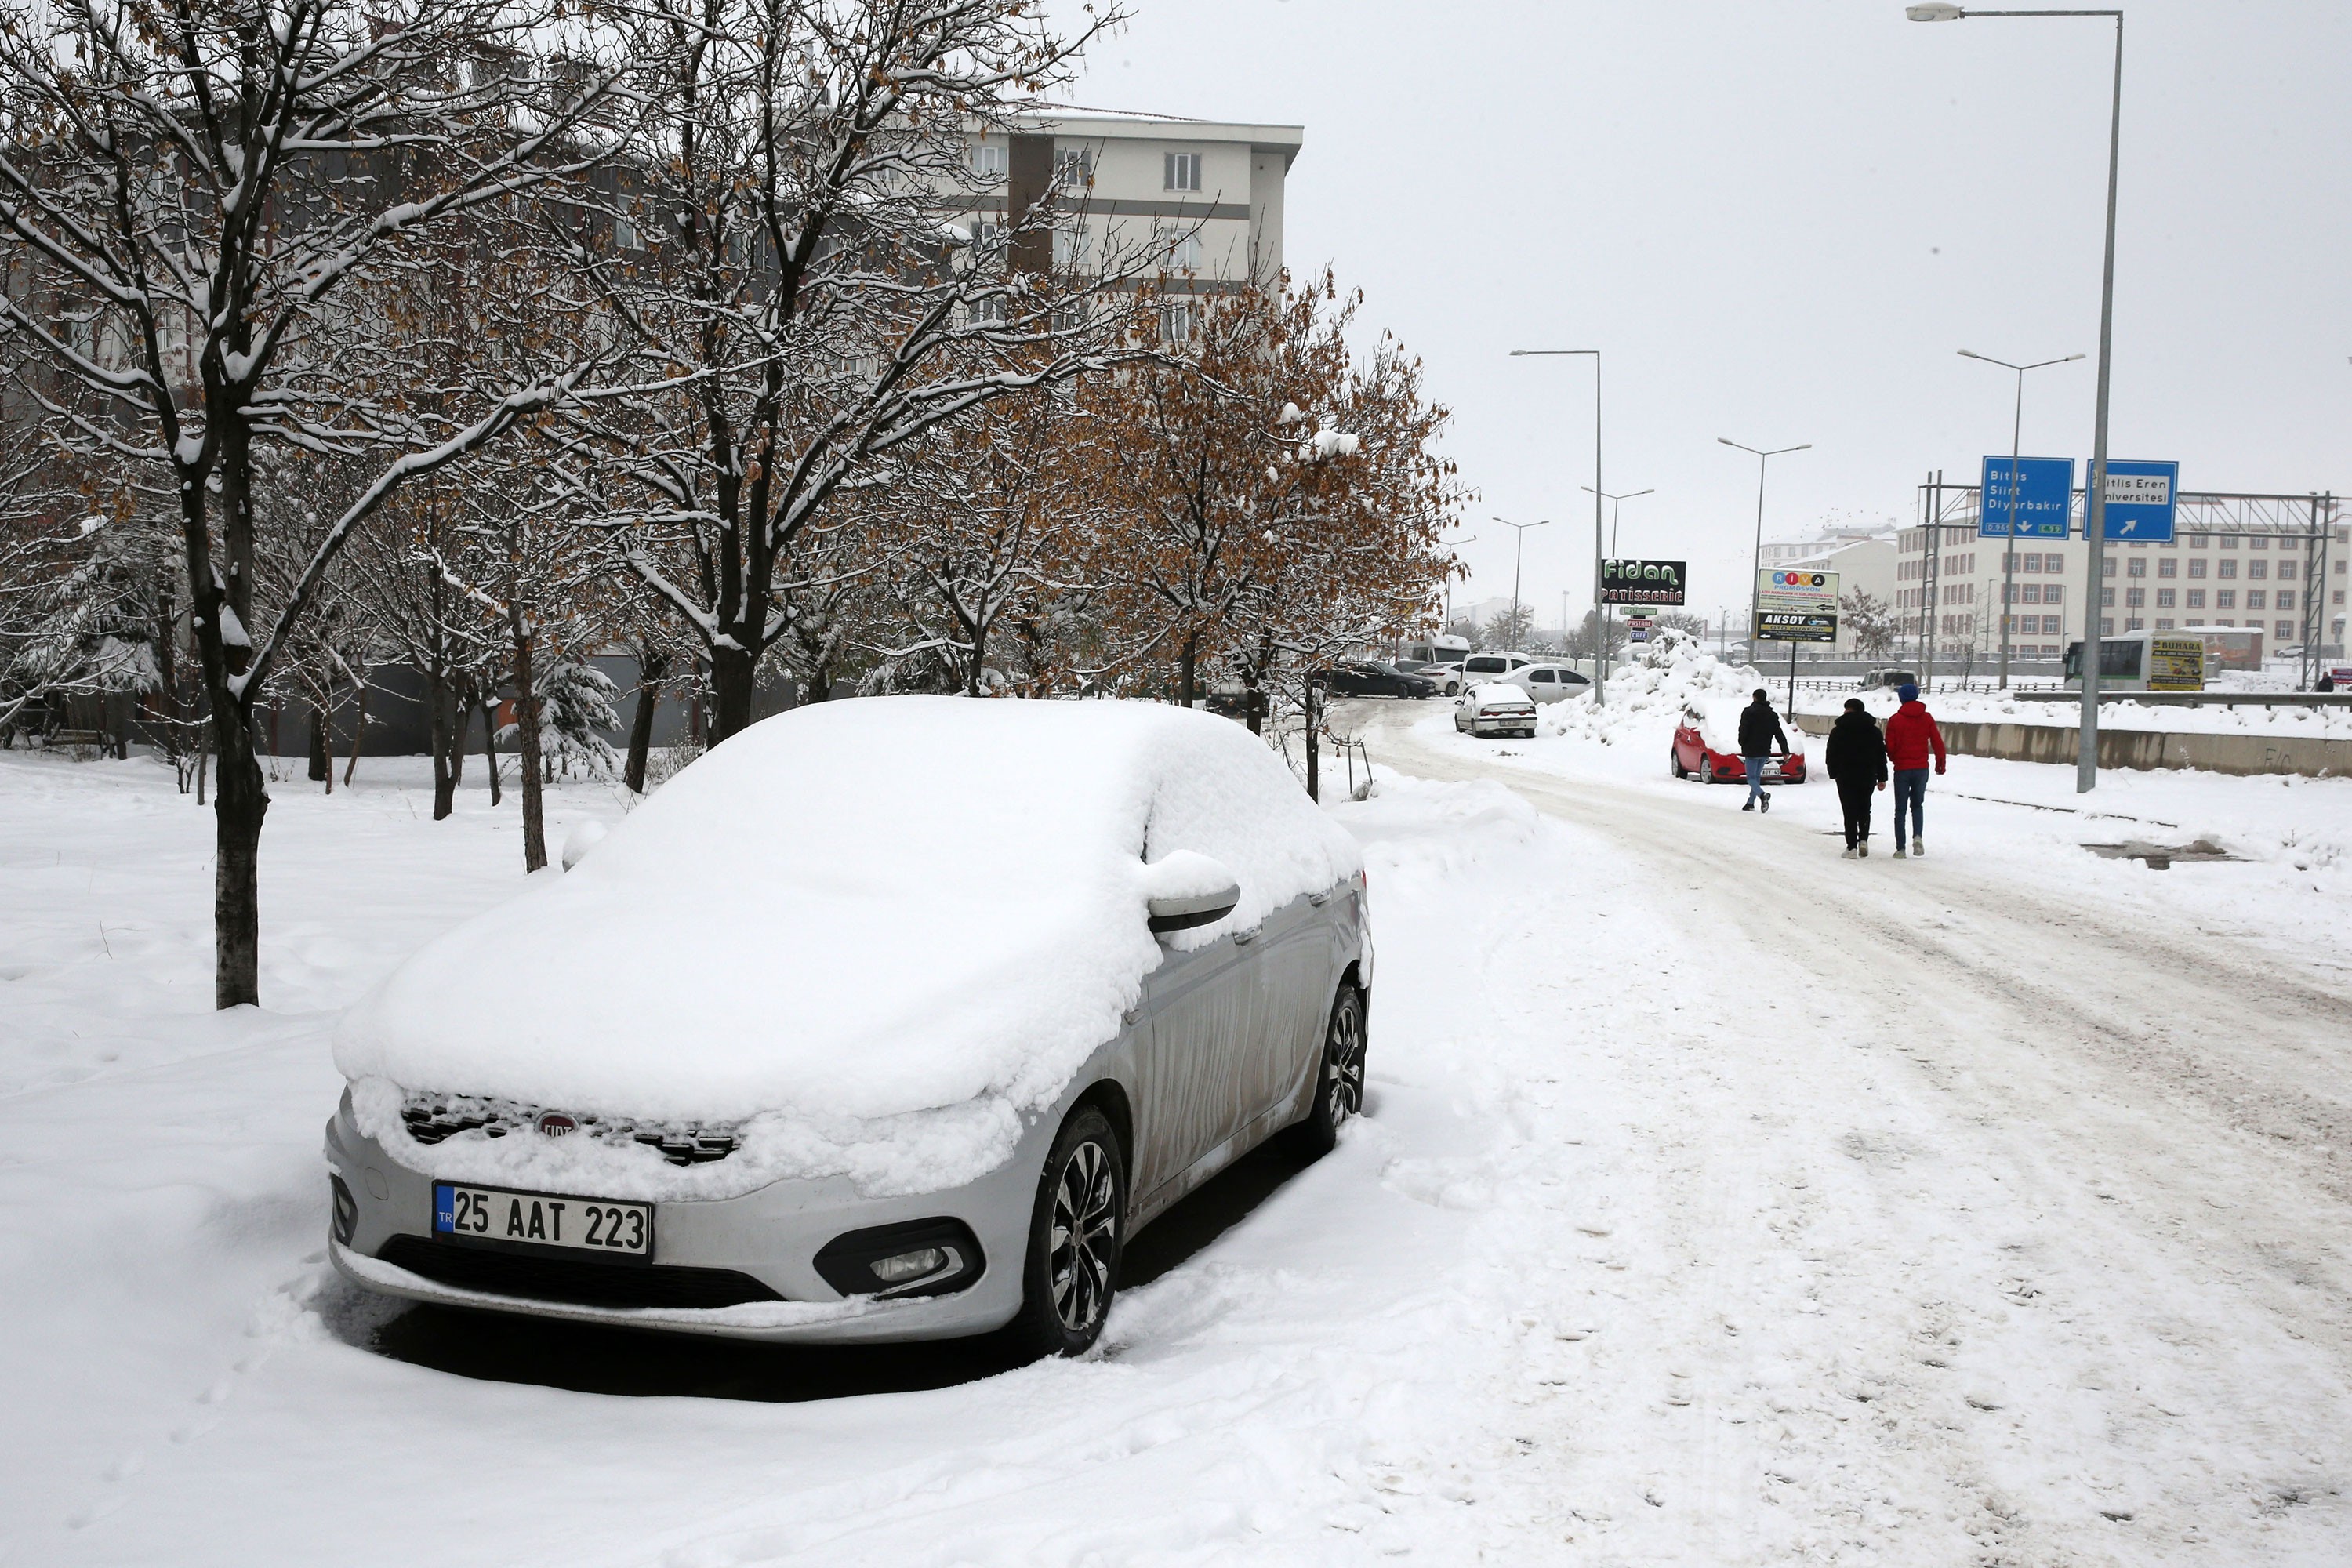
[{"xmin": 335, "ymin": 697, "xmax": 1360, "ymax": 1197}]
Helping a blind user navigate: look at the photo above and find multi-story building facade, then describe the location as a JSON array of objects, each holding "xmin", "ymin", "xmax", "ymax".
[
  {"xmin": 1896, "ymin": 494, "xmax": 2348, "ymax": 666},
  {"xmin": 1784, "ymin": 533, "xmax": 1897, "ymax": 658},
  {"xmin": 956, "ymin": 108, "xmax": 1304, "ymax": 326}
]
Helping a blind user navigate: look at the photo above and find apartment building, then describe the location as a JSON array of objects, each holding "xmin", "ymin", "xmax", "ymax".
[
  {"xmin": 956, "ymin": 107, "xmax": 1304, "ymax": 328},
  {"xmin": 1784, "ymin": 533, "xmax": 1897, "ymax": 657},
  {"xmin": 1896, "ymin": 514, "xmax": 2350, "ymax": 662}
]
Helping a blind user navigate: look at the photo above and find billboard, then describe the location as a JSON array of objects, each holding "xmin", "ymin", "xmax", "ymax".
[
  {"xmin": 1755, "ymin": 568, "xmax": 1839, "ymax": 644},
  {"xmin": 1600, "ymin": 558, "xmax": 1686, "ymax": 606}
]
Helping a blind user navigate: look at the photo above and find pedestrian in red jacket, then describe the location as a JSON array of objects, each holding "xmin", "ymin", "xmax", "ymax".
[{"xmin": 1883, "ymin": 683, "xmax": 1945, "ymax": 858}]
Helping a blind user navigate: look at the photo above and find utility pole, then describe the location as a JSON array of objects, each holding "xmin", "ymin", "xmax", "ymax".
[
  {"xmin": 1494, "ymin": 517, "xmax": 1550, "ymax": 648},
  {"xmin": 1511, "ymin": 349, "xmax": 1604, "ymax": 702}
]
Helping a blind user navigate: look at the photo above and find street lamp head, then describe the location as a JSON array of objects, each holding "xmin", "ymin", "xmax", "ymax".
[
  {"xmin": 1906, "ymin": 3, "xmax": 1964, "ymax": 20},
  {"xmin": 1958, "ymin": 349, "xmax": 1984, "ymax": 360}
]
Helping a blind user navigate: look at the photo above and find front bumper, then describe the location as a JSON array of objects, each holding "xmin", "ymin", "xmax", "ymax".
[{"xmin": 323, "ymin": 1098, "xmax": 1043, "ymax": 1344}]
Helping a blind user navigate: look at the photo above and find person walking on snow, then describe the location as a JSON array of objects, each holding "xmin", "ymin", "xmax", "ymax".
[
  {"xmin": 1737, "ymin": 688, "xmax": 1791, "ymax": 814},
  {"xmin": 1824, "ymin": 699, "xmax": 1889, "ymax": 858},
  {"xmin": 1884, "ymin": 682, "xmax": 1947, "ymax": 858}
]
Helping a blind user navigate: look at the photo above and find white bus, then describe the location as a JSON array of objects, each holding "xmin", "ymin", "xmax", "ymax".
[{"xmin": 2063, "ymin": 633, "xmax": 2207, "ymax": 691}]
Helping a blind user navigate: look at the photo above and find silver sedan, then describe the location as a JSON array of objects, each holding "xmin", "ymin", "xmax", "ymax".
[{"xmin": 325, "ymin": 700, "xmax": 1371, "ymax": 1359}]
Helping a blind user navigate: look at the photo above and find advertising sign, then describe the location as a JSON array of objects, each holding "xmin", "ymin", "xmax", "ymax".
[
  {"xmin": 1600, "ymin": 558, "xmax": 1686, "ymax": 606},
  {"xmin": 1755, "ymin": 568, "xmax": 1838, "ymax": 644},
  {"xmin": 1979, "ymin": 455, "xmax": 2074, "ymax": 539},
  {"xmin": 2146, "ymin": 636, "xmax": 2206, "ymax": 692},
  {"xmin": 2096, "ymin": 459, "xmax": 2179, "ymax": 542}
]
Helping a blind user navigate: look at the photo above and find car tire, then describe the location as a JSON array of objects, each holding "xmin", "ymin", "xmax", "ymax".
[
  {"xmin": 1003, "ymin": 1105, "xmax": 1125, "ymax": 1359},
  {"xmin": 1282, "ymin": 984, "xmax": 1367, "ymax": 1160},
  {"xmin": 1671, "ymin": 750, "xmax": 1688, "ymax": 780}
]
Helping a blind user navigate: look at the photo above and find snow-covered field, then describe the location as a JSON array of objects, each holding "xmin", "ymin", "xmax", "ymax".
[{"xmin": 5, "ymin": 723, "xmax": 2351, "ymax": 1565}]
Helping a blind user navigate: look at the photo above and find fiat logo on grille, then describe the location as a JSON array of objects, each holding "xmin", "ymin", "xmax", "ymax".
[{"xmin": 536, "ymin": 1112, "xmax": 577, "ymax": 1138}]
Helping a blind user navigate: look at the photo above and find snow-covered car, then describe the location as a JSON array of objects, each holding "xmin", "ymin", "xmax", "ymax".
[
  {"xmin": 1671, "ymin": 699, "xmax": 1807, "ymax": 785},
  {"xmin": 324, "ymin": 699, "xmax": 1371, "ymax": 1357},
  {"xmin": 1490, "ymin": 662, "xmax": 1592, "ymax": 704},
  {"xmin": 1454, "ymin": 683, "xmax": 1539, "ymax": 739}
]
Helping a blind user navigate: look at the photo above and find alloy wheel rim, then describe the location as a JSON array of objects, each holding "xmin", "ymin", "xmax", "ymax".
[
  {"xmin": 1048, "ymin": 1139, "xmax": 1117, "ymax": 1334},
  {"xmin": 1327, "ymin": 1003, "xmax": 1365, "ymax": 1123}
]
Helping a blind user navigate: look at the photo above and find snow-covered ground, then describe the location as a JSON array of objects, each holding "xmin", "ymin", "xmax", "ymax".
[{"xmin": 5, "ymin": 725, "xmax": 2350, "ymax": 1564}]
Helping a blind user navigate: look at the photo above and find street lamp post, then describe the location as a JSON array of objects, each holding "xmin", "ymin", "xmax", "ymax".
[
  {"xmin": 1580, "ymin": 485, "xmax": 1654, "ymax": 659},
  {"xmin": 1721, "ymin": 437, "xmax": 1811, "ymax": 663},
  {"xmin": 1441, "ymin": 533, "xmax": 1475, "ymax": 631},
  {"xmin": 1911, "ymin": 2, "xmax": 2126, "ymax": 793},
  {"xmin": 1511, "ymin": 349, "xmax": 1606, "ymax": 702},
  {"xmin": 1959, "ymin": 349, "xmax": 2084, "ymax": 689},
  {"xmin": 1494, "ymin": 517, "xmax": 1551, "ymax": 647}
]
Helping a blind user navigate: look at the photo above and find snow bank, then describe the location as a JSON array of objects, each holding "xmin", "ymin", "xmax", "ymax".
[
  {"xmin": 1838, "ymin": 685, "xmax": 2352, "ymax": 739},
  {"xmin": 335, "ymin": 697, "xmax": 1360, "ymax": 1198},
  {"xmin": 1538, "ymin": 632, "xmax": 1773, "ymax": 749}
]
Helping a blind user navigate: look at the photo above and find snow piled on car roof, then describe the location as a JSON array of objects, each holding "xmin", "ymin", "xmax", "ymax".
[{"xmin": 334, "ymin": 697, "xmax": 1359, "ymax": 1198}]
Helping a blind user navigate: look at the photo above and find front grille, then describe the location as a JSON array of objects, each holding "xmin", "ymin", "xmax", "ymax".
[
  {"xmin": 399, "ymin": 1093, "xmax": 738, "ymax": 1166},
  {"xmin": 378, "ymin": 1236, "xmax": 782, "ymax": 1310}
]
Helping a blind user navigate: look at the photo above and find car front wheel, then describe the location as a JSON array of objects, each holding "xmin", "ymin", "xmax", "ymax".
[
  {"xmin": 1004, "ymin": 1105, "xmax": 1125, "ymax": 1359},
  {"xmin": 1283, "ymin": 984, "xmax": 1367, "ymax": 1159}
]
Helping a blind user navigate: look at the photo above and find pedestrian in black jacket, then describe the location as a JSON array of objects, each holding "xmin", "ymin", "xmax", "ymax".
[
  {"xmin": 1737, "ymin": 689, "xmax": 1790, "ymax": 813},
  {"xmin": 1824, "ymin": 698, "xmax": 1889, "ymax": 858}
]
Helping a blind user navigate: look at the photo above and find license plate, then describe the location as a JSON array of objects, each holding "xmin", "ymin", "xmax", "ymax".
[{"xmin": 433, "ymin": 1182, "xmax": 652, "ymax": 1259}]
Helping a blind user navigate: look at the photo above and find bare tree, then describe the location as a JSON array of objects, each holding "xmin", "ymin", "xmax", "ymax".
[
  {"xmin": 0, "ymin": 0, "xmax": 626, "ymax": 1004},
  {"xmin": 546, "ymin": 0, "xmax": 1142, "ymax": 741}
]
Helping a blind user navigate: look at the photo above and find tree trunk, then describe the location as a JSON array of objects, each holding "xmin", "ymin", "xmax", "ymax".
[
  {"xmin": 343, "ymin": 677, "xmax": 367, "ymax": 787},
  {"xmin": 212, "ymin": 705, "xmax": 267, "ymax": 1007},
  {"xmin": 624, "ymin": 646, "xmax": 666, "ymax": 793},
  {"xmin": 1305, "ymin": 681, "xmax": 1320, "ymax": 802},
  {"xmin": 427, "ymin": 662, "xmax": 456, "ymax": 820},
  {"xmin": 478, "ymin": 698, "xmax": 502, "ymax": 807},
  {"xmin": 1178, "ymin": 634, "xmax": 1197, "ymax": 709},
  {"xmin": 509, "ymin": 604, "xmax": 547, "ymax": 871},
  {"xmin": 307, "ymin": 702, "xmax": 331, "ymax": 786},
  {"xmin": 708, "ymin": 641, "xmax": 756, "ymax": 743}
]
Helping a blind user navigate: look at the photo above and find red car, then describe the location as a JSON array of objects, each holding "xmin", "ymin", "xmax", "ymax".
[{"xmin": 1671, "ymin": 699, "xmax": 1806, "ymax": 785}]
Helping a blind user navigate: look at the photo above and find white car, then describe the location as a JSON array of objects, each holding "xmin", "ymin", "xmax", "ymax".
[
  {"xmin": 323, "ymin": 699, "xmax": 1371, "ymax": 1358},
  {"xmin": 1454, "ymin": 682, "xmax": 1539, "ymax": 739},
  {"xmin": 1458, "ymin": 652, "xmax": 1535, "ymax": 684},
  {"xmin": 1492, "ymin": 662, "xmax": 1592, "ymax": 704},
  {"xmin": 1428, "ymin": 662, "xmax": 1468, "ymax": 697}
]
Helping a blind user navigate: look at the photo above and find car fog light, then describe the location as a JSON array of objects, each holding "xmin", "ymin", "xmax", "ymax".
[
  {"xmin": 871, "ymin": 1247, "xmax": 948, "ymax": 1284},
  {"xmin": 329, "ymin": 1174, "xmax": 358, "ymax": 1246}
]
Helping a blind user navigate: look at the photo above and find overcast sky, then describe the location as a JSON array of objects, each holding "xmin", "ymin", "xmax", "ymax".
[{"xmin": 1051, "ymin": 0, "xmax": 2352, "ymax": 630}]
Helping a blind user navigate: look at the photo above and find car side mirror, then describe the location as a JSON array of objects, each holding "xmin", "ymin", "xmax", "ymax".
[{"xmin": 1141, "ymin": 850, "xmax": 1241, "ymax": 935}]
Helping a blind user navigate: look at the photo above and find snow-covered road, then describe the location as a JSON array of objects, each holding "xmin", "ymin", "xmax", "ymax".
[{"xmin": 4, "ymin": 724, "xmax": 2349, "ymax": 1565}]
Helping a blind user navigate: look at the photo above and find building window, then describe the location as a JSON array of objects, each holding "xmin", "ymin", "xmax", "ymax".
[
  {"xmin": 2125, "ymin": 617, "xmax": 2145, "ymax": 630},
  {"xmin": 2128, "ymin": 557, "xmax": 2147, "ymax": 577},
  {"xmin": 2188, "ymin": 558, "xmax": 2207, "ymax": 578},
  {"xmin": 2275, "ymin": 591, "xmax": 2294, "ymax": 612},
  {"xmin": 2156, "ymin": 588, "xmax": 2175, "ymax": 608},
  {"xmin": 1164, "ymin": 151, "xmax": 1202, "ymax": 192},
  {"xmin": 2041, "ymin": 615, "xmax": 2062, "ymax": 635},
  {"xmin": 2125, "ymin": 587, "xmax": 2145, "ymax": 608},
  {"xmin": 2154, "ymin": 618, "xmax": 2175, "ymax": 630},
  {"xmin": 2247, "ymin": 559, "xmax": 2268, "ymax": 580},
  {"xmin": 2249, "ymin": 535, "xmax": 2268, "ymax": 550},
  {"xmin": 1051, "ymin": 226, "xmax": 1090, "ymax": 268},
  {"xmin": 1158, "ymin": 229, "xmax": 1201, "ymax": 271},
  {"xmin": 2186, "ymin": 588, "xmax": 2205, "ymax": 608},
  {"xmin": 2218, "ymin": 534, "xmax": 2238, "ymax": 550},
  {"xmin": 2019, "ymin": 583, "xmax": 2041, "ymax": 604},
  {"xmin": 2217, "ymin": 559, "xmax": 2238, "ymax": 579},
  {"xmin": 2216, "ymin": 590, "xmax": 2236, "ymax": 609},
  {"xmin": 1160, "ymin": 299, "xmax": 1200, "ymax": 346},
  {"xmin": 2246, "ymin": 590, "xmax": 2266, "ymax": 610},
  {"xmin": 1054, "ymin": 147, "xmax": 1093, "ymax": 188},
  {"xmin": 2277, "ymin": 619, "xmax": 2295, "ymax": 637},
  {"xmin": 2100, "ymin": 617, "xmax": 2115, "ymax": 635},
  {"xmin": 2100, "ymin": 586, "xmax": 2115, "ymax": 608},
  {"xmin": 2045, "ymin": 584, "xmax": 2063, "ymax": 604},
  {"xmin": 2187, "ymin": 532, "xmax": 2209, "ymax": 548},
  {"xmin": 2158, "ymin": 557, "xmax": 2176, "ymax": 578},
  {"xmin": 2103, "ymin": 557, "xmax": 2117, "ymax": 577},
  {"xmin": 972, "ymin": 140, "xmax": 1007, "ymax": 180}
]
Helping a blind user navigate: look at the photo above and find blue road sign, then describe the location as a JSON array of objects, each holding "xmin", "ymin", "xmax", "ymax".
[
  {"xmin": 2094, "ymin": 459, "xmax": 2178, "ymax": 542},
  {"xmin": 1980, "ymin": 455, "xmax": 2074, "ymax": 539}
]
